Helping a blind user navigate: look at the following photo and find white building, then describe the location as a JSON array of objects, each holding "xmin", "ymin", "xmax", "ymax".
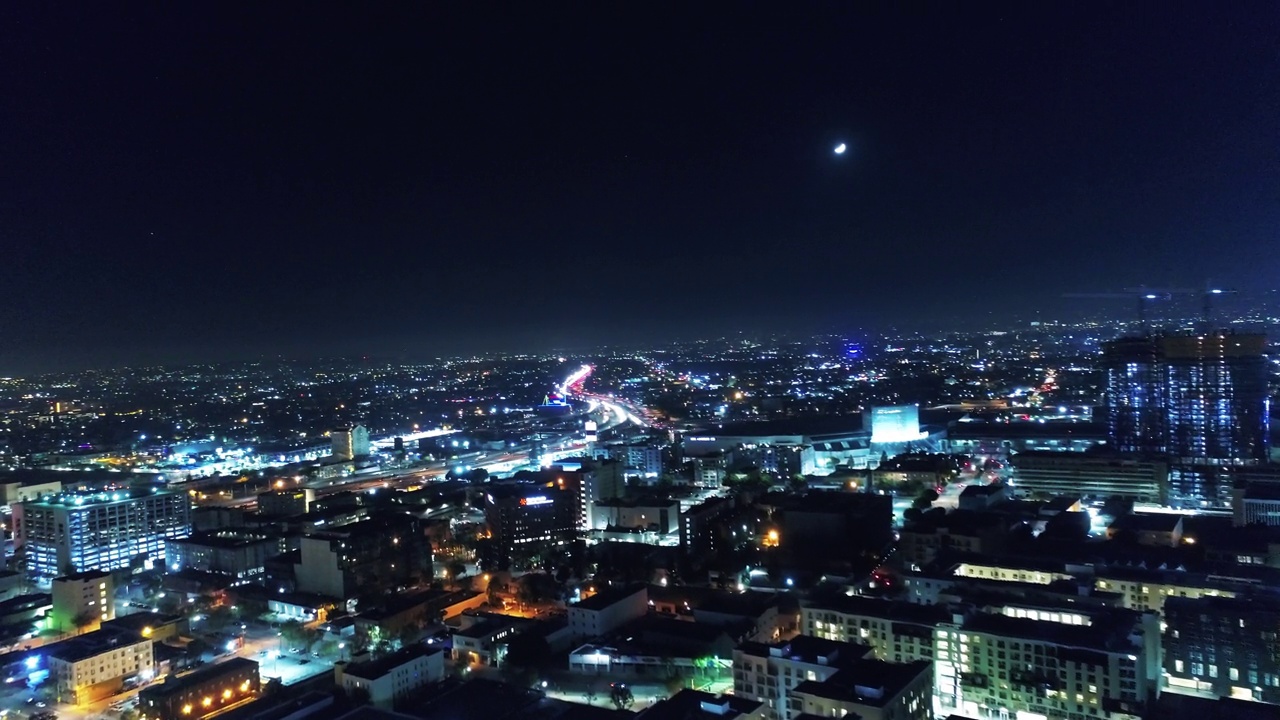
[
  {"xmin": 732, "ymin": 636, "xmax": 871, "ymax": 720},
  {"xmin": 331, "ymin": 425, "xmax": 370, "ymax": 461},
  {"xmin": 335, "ymin": 646, "xmax": 444, "ymax": 708},
  {"xmin": 45, "ymin": 628, "xmax": 154, "ymax": 705},
  {"xmin": 50, "ymin": 570, "xmax": 114, "ymax": 633},
  {"xmin": 568, "ymin": 585, "xmax": 647, "ymax": 641}
]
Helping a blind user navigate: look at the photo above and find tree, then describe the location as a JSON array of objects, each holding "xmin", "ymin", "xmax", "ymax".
[
  {"xmin": 503, "ymin": 632, "xmax": 550, "ymax": 668},
  {"xmin": 71, "ymin": 611, "xmax": 97, "ymax": 633},
  {"xmin": 912, "ymin": 488, "xmax": 939, "ymax": 510},
  {"xmin": 584, "ymin": 684, "xmax": 598, "ymax": 706},
  {"xmin": 609, "ymin": 683, "xmax": 634, "ymax": 710}
]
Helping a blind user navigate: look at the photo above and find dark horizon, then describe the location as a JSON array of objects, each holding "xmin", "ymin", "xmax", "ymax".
[{"xmin": 3, "ymin": 3, "xmax": 1278, "ymax": 374}]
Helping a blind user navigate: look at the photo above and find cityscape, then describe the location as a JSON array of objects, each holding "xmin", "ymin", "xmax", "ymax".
[{"xmin": 4, "ymin": 5, "xmax": 1280, "ymax": 720}]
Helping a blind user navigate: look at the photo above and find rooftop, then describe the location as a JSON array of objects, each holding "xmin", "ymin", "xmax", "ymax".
[
  {"xmin": 170, "ymin": 529, "xmax": 274, "ymax": 549},
  {"xmin": 141, "ymin": 658, "xmax": 259, "ymax": 699},
  {"xmin": 574, "ymin": 584, "xmax": 646, "ymax": 612},
  {"xmin": 22, "ymin": 487, "xmax": 178, "ymax": 508},
  {"xmin": 791, "ymin": 659, "xmax": 930, "ymax": 707},
  {"xmin": 53, "ymin": 570, "xmax": 111, "ymax": 582},
  {"xmin": 805, "ymin": 596, "xmax": 956, "ymax": 627},
  {"xmin": 1109, "ymin": 513, "xmax": 1183, "ymax": 533},
  {"xmin": 638, "ymin": 689, "xmax": 764, "ymax": 720},
  {"xmin": 737, "ymin": 635, "xmax": 871, "ymax": 666},
  {"xmin": 342, "ymin": 645, "xmax": 441, "ymax": 681},
  {"xmin": 44, "ymin": 627, "xmax": 150, "ymax": 663}
]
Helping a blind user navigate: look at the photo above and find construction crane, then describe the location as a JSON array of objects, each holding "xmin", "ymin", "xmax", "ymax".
[
  {"xmin": 1062, "ymin": 286, "xmax": 1175, "ymax": 333},
  {"xmin": 1065, "ymin": 284, "xmax": 1237, "ymax": 333}
]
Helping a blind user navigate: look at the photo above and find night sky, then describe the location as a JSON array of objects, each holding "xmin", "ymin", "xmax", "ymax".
[{"xmin": 3, "ymin": 4, "xmax": 1278, "ymax": 372}]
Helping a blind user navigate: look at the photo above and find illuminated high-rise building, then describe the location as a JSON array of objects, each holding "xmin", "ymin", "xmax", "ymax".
[
  {"xmin": 1103, "ymin": 332, "xmax": 1270, "ymax": 508},
  {"xmin": 14, "ymin": 489, "xmax": 191, "ymax": 580},
  {"xmin": 331, "ymin": 424, "xmax": 370, "ymax": 460}
]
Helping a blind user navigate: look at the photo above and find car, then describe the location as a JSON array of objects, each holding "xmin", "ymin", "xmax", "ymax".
[
  {"xmin": 259, "ymin": 651, "xmax": 267, "ymax": 657},
  {"xmin": 298, "ymin": 659, "xmax": 310, "ymax": 665},
  {"xmin": 289, "ymin": 648, "xmax": 301, "ymax": 654}
]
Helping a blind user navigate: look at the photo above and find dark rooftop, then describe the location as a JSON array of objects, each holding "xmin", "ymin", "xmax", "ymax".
[
  {"xmin": 737, "ymin": 635, "xmax": 871, "ymax": 666},
  {"xmin": 637, "ymin": 689, "xmax": 763, "ymax": 720},
  {"xmin": 791, "ymin": 659, "xmax": 930, "ymax": 707},
  {"xmin": 574, "ymin": 584, "xmax": 646, "ymax": 612},
  {"xmin": 341, "ymin": 645, "xmax": 441, "ymax": 681},
  {"xmin": 141, "ymin": 658, "xmax": 259, "ymax": 700},
  {"xmin": 1108, "ymin": 513, "xmax": 1183, "ymax": 534}
]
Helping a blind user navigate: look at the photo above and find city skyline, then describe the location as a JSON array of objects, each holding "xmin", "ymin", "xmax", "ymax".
[{"xmin": 3, "ymin": 4, "xmax": 1278, "ymax": 372}]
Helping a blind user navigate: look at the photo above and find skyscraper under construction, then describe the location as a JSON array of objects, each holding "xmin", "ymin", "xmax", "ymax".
[{"xmin": 1103, "ymin": 331, "xmax": 1270, "ymax": 508}]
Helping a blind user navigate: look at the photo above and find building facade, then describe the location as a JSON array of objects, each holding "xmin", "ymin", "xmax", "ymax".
[
  {"xmin": 138, "ymin": 658, "xmax": 259, "ymax": 720},
  {"xmin": 331, "ymin": 425, "xmax": 370, "ymax": 461},
  {"xmin": 732, "ymin": 636, "xmax": 871, "ymax": 720},
  {"xmin": 50, "ymin": 570, "xmax": 114, "ymax": 633},
  {"xmin": 1163, "ymin": 595, "xmax": 1280, "ymax": 704},
  {"xmin": 165, "ymin": 530, "xmax": 291, "ymax": 583},
  {"xmin": 45, "ymin": 628, "xmax": 155, "ymax": 705},
  {"xmin": 14, "ymin": 490, "xmax": 191, "ymax": 580},
  {"xmin": 335, "ymin": 646, "xmax": 444, "ymax": 709}
]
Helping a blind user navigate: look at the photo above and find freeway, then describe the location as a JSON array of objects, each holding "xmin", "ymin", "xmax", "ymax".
[{"xmin": 192, "ymin": 398, "xmax": 637, "ymax": 511}]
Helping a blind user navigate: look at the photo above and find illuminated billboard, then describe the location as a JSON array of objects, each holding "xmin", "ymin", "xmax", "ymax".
[{"xmin": 868, "ymin": 405, "xmax": 926, "ymax": 444}]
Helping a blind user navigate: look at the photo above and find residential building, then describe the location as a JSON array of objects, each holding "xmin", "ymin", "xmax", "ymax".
[
  {"xmin": 568, "ymin": 584, "xmax": 647, "ymax": 641},
  {"xmin": 452, "ymin": 616, "xmax": 528, "ymax": 668},
  {"xmin": 789, "ymin": 659, "xmax": 932, "ymax": 720},
  {"xmin": 611, "ymin": 443, "xmax": 664, "ymax": 479},
  {"xmin": 1234, "ymin": 482, "xmax": 1280, "ymax": 527},
  {"xmin": 681, "ymin": 496, "xmax": 733, "ymax": 557},
  {"xmin": 50, "ymin": 570, "xmax": 113, "ymax": 633},
  {"xmin": 335, "ymin": 645, "xmax": 445, "ymax": 709},
  {"xmin": 1163, "ymin": 594, "xmax": 1280, "ymax": 704},
  {"xmin": 1106, "ymin": 513, "xmax": 1184, "ymax": 547},
  {"xmin": 44, "ymin": 627, "xmax": 155, "ymax": 704},
  {"xmin": 934, "ymin": 609, "xmax": 1160, "ymax": 720},
  {"xmin": 1094, "ymin": 567, "xmax": 1240, "ymax": 615},
  {"xmin": 137, "ymin": 658, "xmax": 259, "ymax": 720},
  {"xmin": 802, "ymin": 597, "xmax": 953, "ymax": 664},
  {"xmin": 897, "ymin": 511, "xmax": 1009, "ymax": 570},
  {"xmin": 294, "ymin": 515, "xmax": 432, "ymax": 600},
  {"xmin": 691, "ymin": 454, "xmax": 727, "ymax": 489},
  {"xmin": 732, "ymin": 635, "xmax": 872, "ymax": 720},
  {"xmin": 331, "ymin": 425, "xmax": 370, "ymax": 461},
  {"xmin": 13, "ymin": 489, "xmax": 191, "ymax": 580}
]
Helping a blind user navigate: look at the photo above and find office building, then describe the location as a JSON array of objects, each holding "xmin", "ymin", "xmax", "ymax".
[
  {"xmin": 733, "ymin": 635, "xmax": 872, "ymax": 720},
  {"xmin": 1010, "ymin": 451, "xmax": 1168, "ymax": 505},
  {"xmin": 335, "ymin": 645, "xmax": 444, "ymax": 709},
  {"xmin": 165, "ymin": 529, "xmax": 292, "ymax": 583},
  {"xmin": 50, "ymin": 570, "xmax": 113, "ymax": 633},
  {"xmin": 294, "ymin": 514, "xmax": 432, "ymax": 600},
  {"xmin": 331, "ymin": 425, "xmax": 370, "ymax": 461},
  {"xmin": 138, "ymin": 658, "xmax": 259, "ymax": 720},
  {"xmin": 1163, "ymin": 594, "xmax": 1280, "ymax": 704},
  {"xmin": 44, "ymin": 627, "xmax": 155, "ymax": 705},
  {"xmin": 484, "ymin": 483, "xmax": 577, "ymax": 555},
  {"xmin": 789, "ymin": 658, "xmax": 933, "ymax": 720},
  {"xmin": 14, "ymin": 489, "xmax": 191, "ymax": 580}
]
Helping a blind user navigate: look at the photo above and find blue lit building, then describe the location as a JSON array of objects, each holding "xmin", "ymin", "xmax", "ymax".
[
  {"xmin": 13, "ymin": 489, "xmax": 191, "ymax": 581},
  {"xmin": 1103, "ymin": 332, "xmax": 1270, "ymax": 508}
]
